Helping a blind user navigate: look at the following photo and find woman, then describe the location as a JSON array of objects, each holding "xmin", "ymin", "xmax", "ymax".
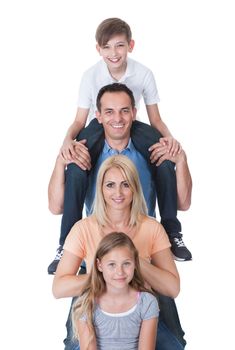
[{"xmin": 53, "ymin": 155, "xmax": 182, "ymax": 349}]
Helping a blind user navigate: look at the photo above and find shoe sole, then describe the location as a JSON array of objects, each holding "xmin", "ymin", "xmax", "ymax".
[
  {"xmin": 47, "ymin": 270, "xmax": 56, "ymax": 275},
  {"xmin": 172, "ymin": 254, "xmax": 192, "ymax": 262}
]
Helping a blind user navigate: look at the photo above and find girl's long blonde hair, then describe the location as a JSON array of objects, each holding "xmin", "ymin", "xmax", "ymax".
[
  {"xmin": 92, "ymin": 154, "xmax": 147, "ymax": 228},
  {"xmin": 72, "ymin": 232, "xmax": 152, "ymax": 346}
]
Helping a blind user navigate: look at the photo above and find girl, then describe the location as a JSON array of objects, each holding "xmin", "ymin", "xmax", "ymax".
[{"xmin": 72, "ymin": 232, "xmax": 159, "ymax": 350}]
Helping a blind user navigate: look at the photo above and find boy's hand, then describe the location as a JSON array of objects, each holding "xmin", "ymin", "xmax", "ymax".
[
  {"xmin": 156, "ymin": 148, "xmax": 187, "ymax": 167},
  {"xmin": 159, "ymin": 136, "xmax": 182, "ymax": 156},
  {"xmin": 149, "ymin": 142, "xmax": 169, "ymax": 164},
  {"xmin": 149, "ymin": 137, "xmax": 182, "ymax": 165},
  {"xmin": 60, "ymin": 138, "xmax": 79, "ymax": 161},
  {"xmin": 73, "ymin": 140, "xmax": 91, "ymax": 171},
  {"xmin": 60, "ymin": 140, "xmax": 91, "ymax": 171}
]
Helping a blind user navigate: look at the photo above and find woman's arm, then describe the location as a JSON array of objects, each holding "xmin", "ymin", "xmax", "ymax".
[
  {"xmin": 138, "ymin": 318, "xmax": 158, "ymax": 350},
  {"xmin": 139, "ymin": 248, "xmax": 180, "ymax": 298},
  {"xmin": 76, "ymin": 320, "xmax": 97, "ymax": 350},
  {"xmin": 52, "ymin": 250, "xmax": 89, "ymax": 298}
]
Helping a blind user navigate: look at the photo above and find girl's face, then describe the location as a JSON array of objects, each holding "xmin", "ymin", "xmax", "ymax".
[
  {"xmin": 102, "ymin": 167, "xmax": 133, "ymax": 211},
  {"xmin": 97, "ymin": 246, "xmax": 135, "ymax": 290}
]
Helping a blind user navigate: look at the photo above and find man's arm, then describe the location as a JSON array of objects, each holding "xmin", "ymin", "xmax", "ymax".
[
  {"xmin": 48, "ymin": 140, "xmax": 91, "ymax": 214},
  {"xmin": 152, "ymin": 149, "xmax": 192, "ymax": 211},
  {"xmin": 174, "ymin": 150, "xmax": 192, "ymax": 211},
  {"xmin": 48, "ymin": 155, "xmax": 67, "ymax": 215}
]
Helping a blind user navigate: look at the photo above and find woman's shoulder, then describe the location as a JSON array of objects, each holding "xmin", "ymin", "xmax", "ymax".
[
  {"xmin": 75, "ymin": 215, "xmax": 98, "ymax": 229},
  {"xmin": 69, "ymin": 215, "xmax": 99, "ymax": 239},
  {"xmin": 138, "ymin": 215, "xmax": 162, "ymax": 230}
]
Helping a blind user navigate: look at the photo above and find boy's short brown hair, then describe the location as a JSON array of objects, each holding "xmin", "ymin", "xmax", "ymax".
[{"xmin": 95, "ymin": 18, "xmax": 132, "ymax": 46}]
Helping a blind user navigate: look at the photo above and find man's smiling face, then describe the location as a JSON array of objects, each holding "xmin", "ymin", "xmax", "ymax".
[{"xmin": 96, "ymin": 91, "xmax": 136, "ymax": 147}]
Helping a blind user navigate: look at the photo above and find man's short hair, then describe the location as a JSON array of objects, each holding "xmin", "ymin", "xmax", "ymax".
[
  {"xmin": 95, "ymin": 18, "xmax": 132, "ymax": 46},
  {"xmin": 96, "ymin": 83, "xmax": 135, "ymax": 112}
]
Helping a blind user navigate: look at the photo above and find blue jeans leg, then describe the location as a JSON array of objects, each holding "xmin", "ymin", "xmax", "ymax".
[
  {"xmin": 156, "ymin": 320, "xmax": 184, "ymax": 350},
  {"xmin": 59, "ymin": 164, "xmax": 88, "ymax": 246},
  {"xmin": 76, "ymin": 118, "xmax": 104, "ymax": 167},
  {"xmin": 59, "ymin": 119, "xmax": 105, "ymax": 246},
  {"xmin": 154, "ymin": 160, "xmax": 181, "ymax": 234},
  {"xmin": 131, "ymin": 120, "xmax": 181, "ymax": 235},
  {"xmin": 131, "ymin": 120, "xmax": 162, "ymax": 155},
  {"xmin": 64, "ymin": 298, "xmax": 80, "ymax": 350},
  {"xmin": 158, "ymin": 294, "xmax": 186, "ymax": 348}
]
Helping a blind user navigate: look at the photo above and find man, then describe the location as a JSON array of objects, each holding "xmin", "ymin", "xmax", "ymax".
[
  {"xmin": 48, "ymin": 83, "xmax": 192, "ymax": 273},
  {"xmin": 49, "ymin": 83, "xmax": 192, "ymax": 349}
]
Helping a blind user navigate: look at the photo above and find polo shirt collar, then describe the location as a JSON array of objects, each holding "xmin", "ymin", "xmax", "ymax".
[
  {"xmin": 119, "ymin": 58, "xmax": 134, "ymax": 81},
  {"xmin": 103, "ymin": 138, "xmax": 134, "ymax": 154},
  {"xmin": 100, "ymin": 58, "xmax": 134, "ymax": 82}
]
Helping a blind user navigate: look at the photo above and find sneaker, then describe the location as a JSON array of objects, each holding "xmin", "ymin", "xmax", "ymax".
[
  {"xmin": 169, "ymin": 234, "xmax": 192, "ymax": 261},
  {"xmin": 47, "ymin": 245, "xmax": 64, "ymax": 275}
]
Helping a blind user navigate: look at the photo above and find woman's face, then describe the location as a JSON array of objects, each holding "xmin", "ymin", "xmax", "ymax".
[{"xmin": 102, "ymin": 167, "xmax": 133, "ymax": 211}]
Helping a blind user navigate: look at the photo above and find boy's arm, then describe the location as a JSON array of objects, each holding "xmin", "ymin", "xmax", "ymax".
[
  {"xmin": 61, "ymin": 107, "xmax": 89, "ymax": 161},
  {"xmin": 146, "ymin": 104, "xmax": 171, "ymax": 136},
  {"xmin": 146, "ymin": 104, "xmax": 181, "ymax": 156}
]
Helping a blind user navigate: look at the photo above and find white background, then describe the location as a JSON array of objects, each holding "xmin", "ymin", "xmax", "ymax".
[{"xmin": 1, "ymin": 0, "xmax": 234, "ymax": 348}]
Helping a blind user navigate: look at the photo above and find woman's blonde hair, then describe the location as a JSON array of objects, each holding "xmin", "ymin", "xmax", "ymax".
[
  {"xmin": 72, "ymin": 232, "xmax": 152, "ymax": 345},
  {"xmin": 92, "ymin": 154, "xmax": 147, "ymax": 227}
]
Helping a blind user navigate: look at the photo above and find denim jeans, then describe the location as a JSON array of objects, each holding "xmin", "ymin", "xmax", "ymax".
[
  {"xmin": 130, "ymin": 120, "xmax": 181, "ymax": 235},
  {"xmin": 59, "ymin": 119, "xmax": 181, "ymax": 245},
  {"xmin": 63, "ymin": 295, "xmax": 186, "ymax": 350}
]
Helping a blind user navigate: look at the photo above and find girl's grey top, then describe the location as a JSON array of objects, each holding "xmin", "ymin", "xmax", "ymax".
[{"xmin": 81, "ymin": 291, "xmax": 159, "ymax": 350}]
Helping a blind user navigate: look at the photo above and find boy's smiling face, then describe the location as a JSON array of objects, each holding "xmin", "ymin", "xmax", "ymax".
[{"xmin": 96, "ymin": 34, "xmax": 134, "ymax": 74}]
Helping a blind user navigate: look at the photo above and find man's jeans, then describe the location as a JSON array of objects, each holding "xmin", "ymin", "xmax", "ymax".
[
  {"xmin": 59, "ymin": 119, "xmax": 181, "ymax": 245},
  {"xmin": 63, "ymin": 295, "xmax": 186, "ymax": 350}
]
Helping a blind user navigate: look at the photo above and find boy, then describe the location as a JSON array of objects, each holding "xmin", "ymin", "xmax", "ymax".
[{"xmin": 48, "ymin": 18, "xmax": 192, "ymax": 274}]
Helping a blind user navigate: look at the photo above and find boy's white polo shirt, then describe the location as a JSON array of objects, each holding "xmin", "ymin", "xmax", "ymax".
[{"xmin": 77, "ymin": 58, "xmax": 160, "ymax": 123}]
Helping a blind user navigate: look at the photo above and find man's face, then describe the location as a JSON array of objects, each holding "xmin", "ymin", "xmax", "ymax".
[{"xmin": 96, "ymin": 91, "xmax": 136, "ymax": 144}]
